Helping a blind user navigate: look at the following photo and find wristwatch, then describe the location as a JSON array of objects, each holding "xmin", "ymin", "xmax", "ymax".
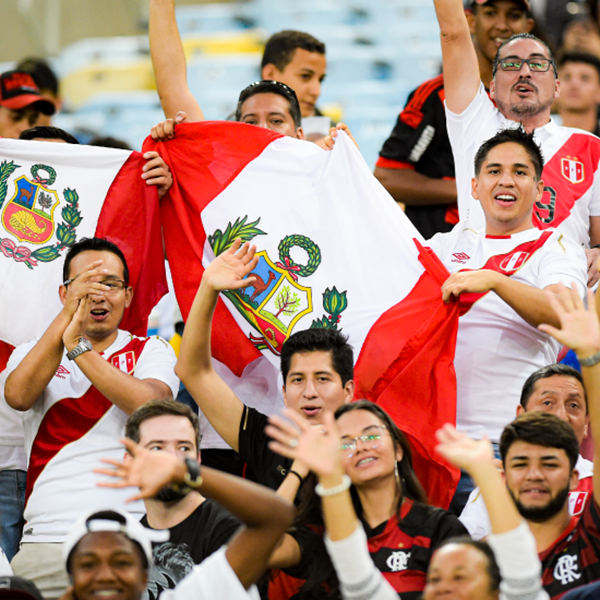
[
  {"xmin": 172, "ymin": 458, "xmax": 203, "ymax": 494},
  {"xmin": 66, "ymin": 337, "xmax": 93, "ymax": 361}
]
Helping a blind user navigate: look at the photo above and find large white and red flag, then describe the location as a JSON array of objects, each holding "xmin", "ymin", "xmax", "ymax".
[
  {"xmin": 148, "ymin": 122, "xmax": 460, "ymax": 507},
  {"xmin": 0, "ymin": 139, "xmax": 167, "ymax": 354}
]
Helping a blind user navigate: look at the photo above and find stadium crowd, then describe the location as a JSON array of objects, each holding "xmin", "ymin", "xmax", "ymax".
[{"xmin": 4, "ymin": 0, "xmax": 600, "ymax": 599}]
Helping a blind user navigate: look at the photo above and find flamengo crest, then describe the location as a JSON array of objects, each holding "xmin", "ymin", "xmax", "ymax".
[
  {"xmin": 561, "ymin": 158, "xmax": 584, "ymax": 184},
  {"xmin": 208, "ymin": 216, "xmax": 349, "ymax": 355},
  {"xmin": 0, "ymin": 160, "xmax": 82, "ymax": 269}
]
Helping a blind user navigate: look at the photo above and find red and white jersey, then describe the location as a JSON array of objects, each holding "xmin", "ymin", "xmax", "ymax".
[
  {"xmin": 427, "ymin": 225, "xmax": 587, "ymax": 441},
  {"xmin": 5, "ymin": 330, "xmax": 179, "ymax": 543},
  {"xmin": 446, "ymin": 84, "xmax": 600, "ymax": 247},
  {"xmin": 460, "ymin": 456, "xmax": 594, "ymax": 540}
]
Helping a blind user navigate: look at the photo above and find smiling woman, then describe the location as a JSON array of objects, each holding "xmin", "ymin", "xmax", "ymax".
[{"xmin": 266, "ymin": 401, "xmax": 466, "ymax": 600}]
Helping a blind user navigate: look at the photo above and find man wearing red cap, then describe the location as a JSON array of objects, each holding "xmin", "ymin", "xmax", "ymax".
[
  {"xmin": 375, "ymin": 0, "xmax": 533, "ymax": 239},
  {"xmin": 0, "ymin": 70, "xmax": 56, "ymax": 139}
]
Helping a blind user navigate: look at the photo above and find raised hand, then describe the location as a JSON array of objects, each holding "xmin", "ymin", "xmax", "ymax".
[
  {"xmin": 435, "ymin": 423, "xmax": 495, "ymax": 473},
  {"xmin": 266, "ymin": 409, "xmax": 342, "ymax": 479},
  {"xmin": 538, "ymin": 283, "xmax": 600, "ymax": 358},
  {"xmin": 61, "ymin": 260, "xmax": 111, "ymax": 317},
  {"xmin": 62, "ymin": 295, "xmax": 91, "ymax": 352},
  {"xmin": 203, "ymin": 238, "xmax": 258, "ymax": 292},
  {"xmin": 94, "ymin": 437, "xmax": 186, "ymax": 503}
]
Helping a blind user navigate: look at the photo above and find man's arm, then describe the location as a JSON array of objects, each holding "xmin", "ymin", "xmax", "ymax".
[
  {"xmin": 433, "ymin": 0, "xmax": 481, "ymax": 114},
  {"xmin": 442, "ymin": 269, "xmax": 565, "ymax": 329},
  {"xmin": 149, "ymin": 0, "xmax": 204, "ymax": 121},
  {"xmin": 374, "ymin": 168, "xmax": 457, "ymax": 206},
  {"xmin": 175, "ymin": 239, "xmax": 258, "ymax": 452},
  {"xmin": 539, "ymin": 284, "xmax": 600, "ymax": 502},
  {"xmin": 60, "ymin": 294, "xmax": 174, "ymax": 415},
  {"xmin": 97, "ymin": 438, "xmax": 293, "ymax": 590},
  {"xmin": 5, "ymin": 260, "xmax": 113, "ymax": 411}
]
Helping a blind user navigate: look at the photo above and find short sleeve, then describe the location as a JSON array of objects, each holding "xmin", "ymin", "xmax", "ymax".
[
  {"xmin": 133, "ymin": 336, "xmax": 179, "ymax": 398},
  {"xmin": 535, "ymin": 232, "xmax": 587, "ymax": 297}
]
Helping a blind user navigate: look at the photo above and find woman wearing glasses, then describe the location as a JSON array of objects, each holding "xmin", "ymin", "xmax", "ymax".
[{"xmin": 266, "ymin": 400, "xmax": 466, "ymax": 599}]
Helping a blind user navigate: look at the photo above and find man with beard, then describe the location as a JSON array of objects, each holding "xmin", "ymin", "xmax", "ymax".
[
  {"xmin": 123, "ymin": 399, "xmax": 241, "ymax": 599},
  {"xmin": 499, "ymin": 412, "xmax": 600, "ymax": 599},
  {"xmin": 433, "ymin": 0, "xmax": 600, "ymax": 285}
]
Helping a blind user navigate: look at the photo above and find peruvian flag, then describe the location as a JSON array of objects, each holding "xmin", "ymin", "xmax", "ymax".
[
  {"xmin": 147, "ymin": 122, "xmax": 460, "ymax": 508},
  {"xmin": 0, "ymin": 139, "xmax": 167, "ymax": 353}
]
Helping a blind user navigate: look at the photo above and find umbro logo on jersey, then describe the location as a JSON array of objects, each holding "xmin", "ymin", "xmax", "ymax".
[
  {"xmin": 451, "ymin": 252, "xmax": 470, "ymax": 264},
  {"xmin": 562, "ymin": 158, "xmax": 584, "ymax": 184},
  {"xmin": 54, "ymin": 365, "xmax": 71, "ymax": 379}
]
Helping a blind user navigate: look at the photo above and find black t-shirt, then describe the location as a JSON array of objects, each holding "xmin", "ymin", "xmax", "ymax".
[
  {"xmin": 376, "ymin": 74, "xmax": 458, "ymax": 240},
  {"xmin": 141, "ymin": 498, "xmax": 241, "ymax": 600},
  {"xmin": 238, "ymin": 405, "xmax": 293, "ymax": 490}
]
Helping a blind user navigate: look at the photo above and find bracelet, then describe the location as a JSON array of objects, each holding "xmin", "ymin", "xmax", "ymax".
[
  {"xmin": 577, "ymin": 349, "xmax": 600, "ymax": 367},
  {"xmin": 171, "ymin": 458, "xmax": 203, "ymax": 494},
  {"xmin": 287, "ymin": 469, "xmax": 304, "ymax": 486},
  {"xmin": 315, "ymin": 474, "xmax": 351, "ymax": 497}
]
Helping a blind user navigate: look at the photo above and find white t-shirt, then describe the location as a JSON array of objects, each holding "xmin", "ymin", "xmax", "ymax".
[
  {"xmin": 460, "ymin": 455, "xmax": 594, "ymax": 540},
  {"xmin": 162, "ymin": 547, "xmax": 260, "ymax": 600},
  {"xmin": 427, "ymin": 225, "xmax": 587, "ymax": 441},
  {"xmin": 446, "ymin": 83, "xmax": 600, "ymax": 247},
  {"xmin": 5, "ymin": 330, "xmax": 179, "ymax": 543}
]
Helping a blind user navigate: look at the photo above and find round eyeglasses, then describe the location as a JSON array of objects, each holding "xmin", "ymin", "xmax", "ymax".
[{"xmin": 339, "ymin": 425, "xmax": 387, "ymax": 458}]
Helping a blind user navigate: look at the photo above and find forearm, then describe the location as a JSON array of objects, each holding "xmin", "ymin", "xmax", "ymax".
[
  {"xmin": 149, "ymin": 0, "xmax": 204, "ymax": 120},
  {"xmin": 177, "ymin": 280, "xmax": 218, "ymax": 378},
  {"xmin": 4, "ymin": 311, "xmax": 71, "ymax": 410},
  {"xmin": 72, "ymin": 351, "xmax": 171, "ymax": 414},
  {"xmin": 374, "ymin": 167, "xmax": 457, "ymax": 206},
  {"xmin": 319, "ymin": 468, "xmax": 358, "ymax": 542},
  {"xmin": 493, "ymin": 277, "xmax": 561, "ymax": 329},
  {"xmin": 324, "ymin": 525, "xmax": 398, "ymax": 600},
  {"xmin": 175, "ymin": 280, "xmax": 243, "ymax": 451},
  {"xmin": 486, "ymin": 523, "xmax": 546, "ymax": 600},
  {"xmin": 433, "ymin": 0, "xmax": 480, "ymax": 114},
  {"xmin": 467, "ymin": 462, "xmax": 522, "ymax": 535}
]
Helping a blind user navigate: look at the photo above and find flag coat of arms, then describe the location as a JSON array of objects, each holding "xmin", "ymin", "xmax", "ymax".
[
  {"xmin": 148, "ymin": 122, "xmax": 461, "ymax": 507},
  {"xmin": 0, "ymin": 139, "xmax": 167, "ymax": 349}
]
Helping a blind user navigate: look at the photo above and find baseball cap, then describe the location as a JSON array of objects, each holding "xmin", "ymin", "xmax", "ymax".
[
  {"xmin": 0, "ymin": 70, "xmax": 56, "ymax": 115},
  {"xmin": 469, "ymin": 0, "xmax": 530, "ymax": 10},
  {"xmin": 0, "ymin": 576, "xmax": 45, "ymax": 600},
  {"xmin": 63, "ymin": 508, "xmax": 169, "ymax": 571}
]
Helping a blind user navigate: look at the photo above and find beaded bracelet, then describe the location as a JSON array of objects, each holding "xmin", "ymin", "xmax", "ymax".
[{"xmin": 315, "ymin": 475, "xmax": 351, "ymax": 497}]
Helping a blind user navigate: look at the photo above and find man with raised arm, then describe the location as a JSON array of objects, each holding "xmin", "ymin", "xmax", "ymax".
[
  {"xmin": 375, "ymin": 0, "xmax": 533, "ymax": 239},
  {"xmin": 175, "ymin": 239, "xmax": 354, "ymax": 500},
  {"xmin": 3, "ymin": 237, "xmax": 179, "ymax": 599},
  {"xmin": 433, "ymin": 0, "xmax": 600, "ymax": 284}
]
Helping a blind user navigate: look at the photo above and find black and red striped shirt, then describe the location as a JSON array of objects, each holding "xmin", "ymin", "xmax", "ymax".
[{"xmin": 540, "ymin": 498, "xmax": 600, "ymax": 600}]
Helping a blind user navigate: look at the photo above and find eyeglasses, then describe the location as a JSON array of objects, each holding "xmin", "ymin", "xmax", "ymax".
[
  {"xmin": 62, "ymin": 277, "xmax": 128, "ymax": 292},
  {"xmin": 340, "ymin": 425, "xmax": 387, "ymax": 458},
  {"xmin": 498, "ymin": 57, "xmax": 552, "ymax": 72}
]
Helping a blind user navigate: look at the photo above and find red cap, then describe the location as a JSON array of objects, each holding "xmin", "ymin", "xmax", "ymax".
[
  {"xmin": 0, "ymin": 70, "xmax": 56, "ymax": 115},
  {"xmin": 470, "ymin": 0, "xmax": 530, "ymax": 9}
]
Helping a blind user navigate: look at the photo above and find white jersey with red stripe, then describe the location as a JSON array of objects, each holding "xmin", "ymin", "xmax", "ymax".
[
  {"xmin": 5, "ymin": 330, "xmax": 179, "ymax": 543},
  {"xmin": 427, "ymin": 225, "xmax": 587, "ymax": 442},
  {"xmin": 460, "ymin": 456, "xmax": 594, "ymax": 540},
  {"xmin": 446, "ymin": 83, "xmax": 600, "ymax": 247}
]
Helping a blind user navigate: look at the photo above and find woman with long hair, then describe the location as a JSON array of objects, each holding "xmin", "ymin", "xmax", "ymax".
[{"xmin": 267, "ymin": 400, "xmax": 466, "ymax": 599}]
